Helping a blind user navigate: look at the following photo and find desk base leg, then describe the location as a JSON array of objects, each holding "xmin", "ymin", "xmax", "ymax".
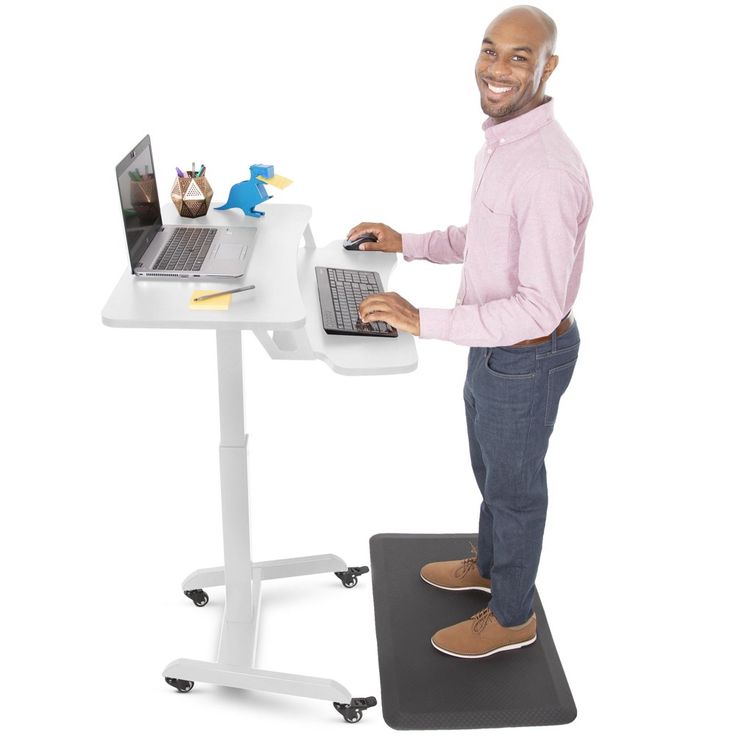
[
  {"xmin": 164, "ymin": 564, "xmax": 357, "ymax": 707},
  {"xmin": 162, "ymin": 659, "xmax": 352, "ymax": 703},
  {"xmin": 182, "ymin": 553, "xmax": 350, "ymax": 591},
  {"xmin": 171, "ymin": 555, "xmax": 372, "ymax": 710}
]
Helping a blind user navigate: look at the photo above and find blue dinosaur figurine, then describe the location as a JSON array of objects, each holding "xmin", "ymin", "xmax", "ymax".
[{"xmin": 215, "ymin": 164, "xmax": 275, "ymax": 218}]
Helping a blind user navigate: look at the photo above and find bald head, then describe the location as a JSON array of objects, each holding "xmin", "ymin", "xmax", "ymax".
[
  {"xmin": 491, "ymin": 5, "xmax": 557, "ymax": 59},
  {"xmin": 475, "ymin": 5, "xmax": 559, "ymax": 122}
]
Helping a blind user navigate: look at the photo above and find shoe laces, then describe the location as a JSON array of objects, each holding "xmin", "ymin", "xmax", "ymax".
[
  {"xmin": 454, "ymin": 542, "xmax": 479, "ymax": 580},
  {"xmin": 471, "ymin": 607, "xmax": 494, "ymax": 633}
]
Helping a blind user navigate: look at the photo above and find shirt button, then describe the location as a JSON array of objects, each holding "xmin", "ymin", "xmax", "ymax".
[
  {"xmin": 500, "ymin": 137, "xmax": 505, "ymax": 143},
  {"xmin": 456, "ymin": 299, "xmax": 462, "ymax": 306}
]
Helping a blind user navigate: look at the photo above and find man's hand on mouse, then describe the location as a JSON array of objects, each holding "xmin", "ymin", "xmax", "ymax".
[
  {"xmin": 359, "ymin": 292, "xmax": 420, "ymax": 336},
  {"xmin": 346, "ymin": 222, "xmax": 403, "ymax": 252}
]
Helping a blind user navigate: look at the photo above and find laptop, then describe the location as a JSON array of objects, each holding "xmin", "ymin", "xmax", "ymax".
[{"xmin": 115, "ymin": 135, "xmax": 254, "ymax": 278}]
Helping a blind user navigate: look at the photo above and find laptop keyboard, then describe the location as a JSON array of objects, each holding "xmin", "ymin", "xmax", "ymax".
[{"xmin": 153, "ymin": 227, "xmax": 216, "ymax": 271}]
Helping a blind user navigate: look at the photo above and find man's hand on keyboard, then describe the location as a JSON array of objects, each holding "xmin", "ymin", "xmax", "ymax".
[{"xmin": 359, "ymin": 292, "xmax": 420, "ymax": 336}]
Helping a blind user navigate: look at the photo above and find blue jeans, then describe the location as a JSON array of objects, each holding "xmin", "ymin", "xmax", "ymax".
[{"xmin": 464, "ymin": 320, "xmax": 580, "ymax": 627}]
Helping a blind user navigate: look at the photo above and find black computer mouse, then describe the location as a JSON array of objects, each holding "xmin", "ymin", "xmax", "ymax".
[{"xmin": 343, "ymin": 234, "xmax": 378, "ymax": 250}]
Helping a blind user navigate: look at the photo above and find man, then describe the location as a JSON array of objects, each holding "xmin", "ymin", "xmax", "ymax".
[{"xmin": 349, "ymin": 5, "xmax": 592, "ymax": 658}]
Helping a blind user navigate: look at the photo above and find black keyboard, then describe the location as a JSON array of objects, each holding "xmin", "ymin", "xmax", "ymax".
[
  {"xmin": 316, "ymin": 267, "xmax": 398, "ymax": 337},
  {"xmin": 153, "ymin": 227, "xmax": 216, "ymax": 271}
]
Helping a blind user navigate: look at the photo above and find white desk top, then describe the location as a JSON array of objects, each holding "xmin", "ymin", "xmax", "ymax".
[
  {"xmin": 102, "ymin": 203, "xmax": 311, "ymax": 331},
  {"xmin": 102, "ymin": 202, "xmax": 417, "ymax": 376}
]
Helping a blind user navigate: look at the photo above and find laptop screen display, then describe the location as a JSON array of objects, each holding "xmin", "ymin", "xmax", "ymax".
[{"xmin": 115, "ymin": 136, "xmax": 162, "ymax": 273}]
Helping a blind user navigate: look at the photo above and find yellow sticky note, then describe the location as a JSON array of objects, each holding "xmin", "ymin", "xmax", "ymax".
[
  {"xmin": 257, "ymin": 174, "xmax": 293, "ymax": 189},
  {"xmin": 189, "ymin": 291, "xmax": 232, "ymax": 310}
]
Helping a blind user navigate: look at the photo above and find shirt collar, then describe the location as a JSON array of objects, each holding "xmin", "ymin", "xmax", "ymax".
[{"xmin": 482, "ymin": 96, "xmax": 554, "ymax": 146}]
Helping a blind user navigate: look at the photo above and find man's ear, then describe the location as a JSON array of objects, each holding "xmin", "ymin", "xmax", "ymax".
[{"xmin": 541, "ymin": 54, "xmax": 559, "ymax": 84}]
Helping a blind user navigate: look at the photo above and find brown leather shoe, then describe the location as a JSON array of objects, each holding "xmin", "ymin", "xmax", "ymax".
[
  {"xmin": 419, "ymin": 543, "xmax": 491, "ymax": 593},
  {"xmin": 431, "ymin": 607, "xmax": 537, "ymax": 658}
]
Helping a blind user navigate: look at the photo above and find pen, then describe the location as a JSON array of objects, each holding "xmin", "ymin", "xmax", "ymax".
[
  {"xmin": 196, "ymin": 164, "xmax": 205, "ymax": 178},
  {"xmin": 176, "ymin": 167, "xmax": 186, "ymax": 177},
  {"xmin": 193, "ymin": 284, "xmax": 256, "ymax": 302},
  {"xmin": 192, "ymin": 161, "xmax": 196, "ymax": 177}
]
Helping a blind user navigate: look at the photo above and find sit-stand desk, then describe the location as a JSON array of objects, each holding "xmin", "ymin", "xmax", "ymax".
[{"xmin": 101, "ymin": 203, "xmax": 417, "ymax": 723}]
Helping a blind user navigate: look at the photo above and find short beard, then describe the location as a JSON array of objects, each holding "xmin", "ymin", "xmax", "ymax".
[{"xmin": 482, "ymin": 98, "xmax": 518, "ymax": 120}]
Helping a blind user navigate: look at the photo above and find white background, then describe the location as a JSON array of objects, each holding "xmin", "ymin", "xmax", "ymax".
[{"xmin": 2, "ymin": 1, "xmax": 734, "ymax": 733}]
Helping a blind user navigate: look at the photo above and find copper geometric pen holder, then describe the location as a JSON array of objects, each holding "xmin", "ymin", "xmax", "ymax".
[{"xmin": 171, "ymin": 173, "xmax": 213, "ymax": 218}]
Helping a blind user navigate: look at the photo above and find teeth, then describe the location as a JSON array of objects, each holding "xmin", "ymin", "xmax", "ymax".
[{"xmin": 488, "ymin": 83, "xmax": 513, "ymax": 94}]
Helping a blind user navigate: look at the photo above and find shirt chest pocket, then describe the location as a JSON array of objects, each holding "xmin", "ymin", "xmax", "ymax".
[{"xmin": 466, "ymin": 200, "xmax": 512, "ymax": 265}]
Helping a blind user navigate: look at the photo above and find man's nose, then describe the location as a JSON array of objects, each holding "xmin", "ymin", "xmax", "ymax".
[{"xmin": 486, "ymin": 56, "xmax": 512, "ymax": 79}]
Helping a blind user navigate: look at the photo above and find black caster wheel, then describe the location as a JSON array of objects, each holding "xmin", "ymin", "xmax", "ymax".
[
  {"xmin": 346, "ymin": 709, "xmax": 362, "ymax": 723},
  {"xmin": 165, "ymin": 677, "xmax": 194, "ymax": 693},
  {"xmin": 184, "ymin": 589, "xmax": 209, "ymax": 607},
  {"xmin": 333, "ymin": 696, "xmax": 377, "ymax": 723},
  {"xmin": 334, "ymin": 566, "xmax": 369, "ymax": 589}
]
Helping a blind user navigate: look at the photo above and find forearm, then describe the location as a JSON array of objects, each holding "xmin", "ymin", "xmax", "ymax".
[
  {"xmin": 402, "ymin": 224, "xmax": 468, "ymax": 264},
  {"xmin": 418, "ymin": 290, "xmax": 567, "ymax": 347}
]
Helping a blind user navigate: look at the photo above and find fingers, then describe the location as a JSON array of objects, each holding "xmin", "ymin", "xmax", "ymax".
[
  {"xmin": 346, "ymin": 222, "xmax": 390, "ymax": 248},
  {"xmin": 346, "ymin": 222, "xmax": 381, "ymax": 242},
  {"xmin": 359, "ymin": 308, "xmax": 399, "ymax": 330},
  {"xmin": 346, "ymin": 222, "xmax": 402, "ymax": 252},
  {"xmin": 359, "ymin": 311, "xmax": 394, "ymax": 327},
  {"xmin": 359, "ymin": 292, "xmax": 393, "ymax": 309},
  {"xmin": 358, "ymin": 292, "xmax": 420, "ymax": 336},
  {"xmin": 359, "ymin": 292, "xmax": 399, "ymax": 321}
]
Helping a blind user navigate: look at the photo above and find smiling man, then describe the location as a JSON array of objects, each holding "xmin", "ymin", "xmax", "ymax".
[{"xmin": 349, "ymin": 5, "xmax": 592, "ymax": 659}]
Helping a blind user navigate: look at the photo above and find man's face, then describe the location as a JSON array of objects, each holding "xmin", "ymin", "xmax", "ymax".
[{"xmin": 475, "ymin": 14, "xmax": 557, "ymax": 123}]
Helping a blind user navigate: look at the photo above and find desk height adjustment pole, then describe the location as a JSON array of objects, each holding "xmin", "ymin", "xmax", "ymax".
[{"xmin": 215, "ymin": 329, "xmax": 253, "ymax": 631}]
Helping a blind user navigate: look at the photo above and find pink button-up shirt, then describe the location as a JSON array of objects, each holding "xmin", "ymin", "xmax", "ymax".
[{"xmin": 402, "ymin": 98, "xmax": 592, "ymax": 347}]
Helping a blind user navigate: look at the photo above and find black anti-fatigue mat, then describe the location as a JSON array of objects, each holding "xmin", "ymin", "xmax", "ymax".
[{"xmin": 369, "ymin": 533, "xmax": 577, "ymax": 730}]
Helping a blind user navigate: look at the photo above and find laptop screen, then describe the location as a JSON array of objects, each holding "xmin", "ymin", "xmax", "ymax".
[{"xmin": 115, "ymin": 135, "xmax": 162, "ymax": 273}]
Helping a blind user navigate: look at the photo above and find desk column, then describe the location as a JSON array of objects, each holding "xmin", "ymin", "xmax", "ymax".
[{"xmin": 216, "ymin": 329, "xmax": 252, "ymax": 630}]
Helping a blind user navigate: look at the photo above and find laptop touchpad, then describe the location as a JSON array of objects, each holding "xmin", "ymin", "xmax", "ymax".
[{"xmin": 217, "ymin": 244, "xmax": 245, "ymax": 260}]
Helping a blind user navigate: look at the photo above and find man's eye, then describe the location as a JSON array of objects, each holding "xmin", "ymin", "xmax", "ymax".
[
  {"xmin": 483, "ymin": 48, "xmax": 496, "ymax": 56},
  {"xmin": 513, "ymin": 56, "xmax": 527, "ymax": 62}
]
